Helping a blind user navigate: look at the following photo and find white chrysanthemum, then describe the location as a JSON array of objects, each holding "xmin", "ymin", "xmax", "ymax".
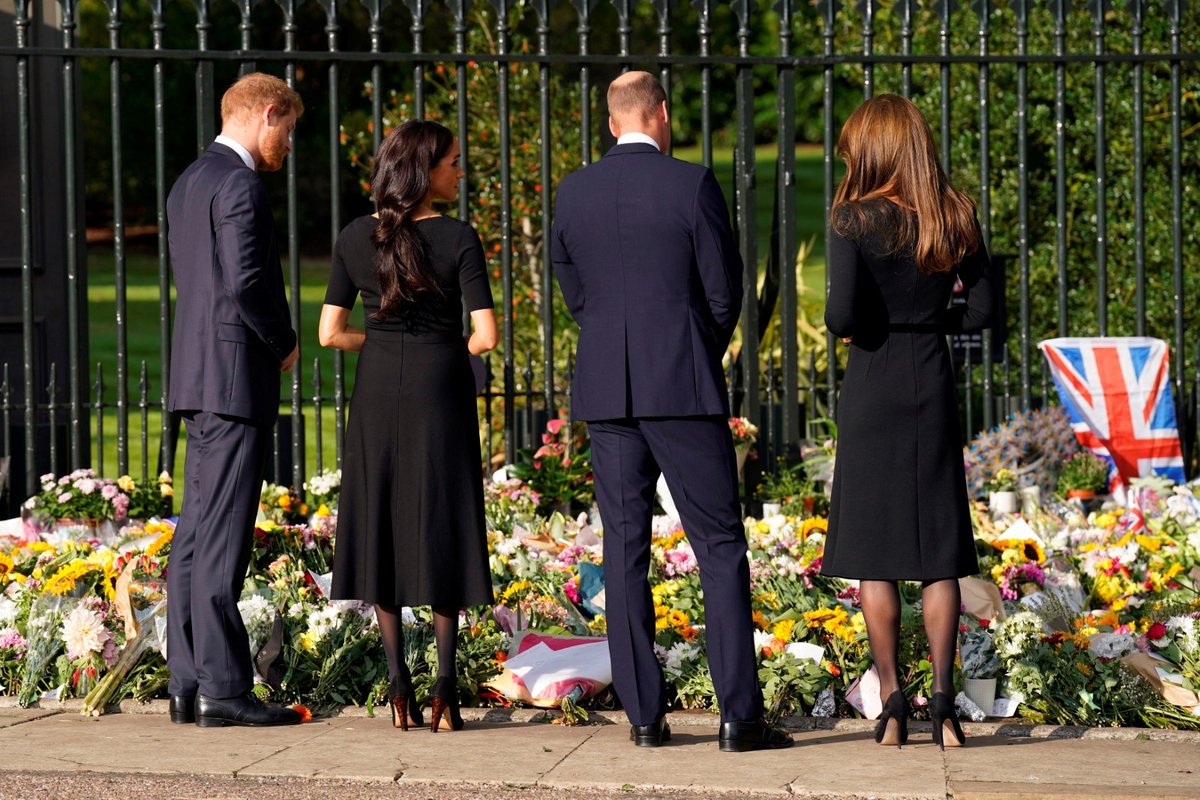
[
  {"xmin": 0, "ymin": 597, "xmax": 17, "ymax": 629},
  {"xmin": 61, "ymin": 606, "xmax": 110, "ymax": 660},
  {"xmin": 305, "ymin": 604, "xmax": 345, "ymax": 644},
  {"xmin": 1167, "ymin": 616, "xmax": 1199, "ymax": 653},
  {"xmin": 992, "ymin": 610, "xmax": 1045, "ymax": 659},
  {"xmin": 238, "ymin": 594, "xmax": 276, "ymax": 654},
  {"xmin": 663, "ymin": 642, "xmax": 701, "ymax": 678},
  {"xmin": 1088, "ymin": 631, "xmax": 1138, "ymax": 660}
]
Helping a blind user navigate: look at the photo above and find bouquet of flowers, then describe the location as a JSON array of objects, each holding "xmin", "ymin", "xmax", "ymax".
[
  {"xmin": 507, "ymin": 418, "xmax": 594, "ymax": 514},
  {"xmin": 728, "ymin": 416, "xmax": 758, "ymax": 447},
  {"xmin": 484, "ymin": 479, "xmax": 541, "ymax": 535},
  {"xmin": 304, "ymin": 469, "xmax": 341, "ymax": 514},
  {"xmin": 259, "ymin": 482, "xmax": 308, "ymax": 525}
]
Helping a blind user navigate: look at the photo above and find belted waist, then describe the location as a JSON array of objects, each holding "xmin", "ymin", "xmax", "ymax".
[{"xmin": 886, "ymin": 323, "xmax": 943, "ymax": 334}]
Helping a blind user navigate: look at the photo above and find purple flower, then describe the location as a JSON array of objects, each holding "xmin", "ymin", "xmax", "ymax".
[{"xmin": 57, "ymin": 492, "xmax": 73, "ymax": 504}]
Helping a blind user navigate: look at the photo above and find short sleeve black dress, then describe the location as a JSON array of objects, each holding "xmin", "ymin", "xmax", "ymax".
[
  {"xmin": 820, "ymin": 200, "xmax": 993, "ymax": 582},
  {"xmin": 326, "ymin": 214, "xmax": 495, "ymax": 607}
]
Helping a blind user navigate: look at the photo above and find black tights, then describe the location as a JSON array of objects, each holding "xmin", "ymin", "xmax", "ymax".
[
  {"xmin": 374, "ymin": 604, "xmax": 461, "ymax": 689},
  {"xmin": 859, "ymin": 578, "xmax": 961, "ymax": 698}
]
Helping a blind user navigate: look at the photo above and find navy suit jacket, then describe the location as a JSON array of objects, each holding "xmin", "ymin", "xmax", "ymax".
[
  {"xmin": 166, "ymin": 142, "xmax": 296, "ymax": 424},
  {"xmin": 552, "ymin": 143, "xmax": 743, "ymax": 421}
]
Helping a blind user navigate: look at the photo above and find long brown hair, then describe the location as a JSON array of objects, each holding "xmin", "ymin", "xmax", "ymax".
[
  {"xmin": 831, "ymin": 94, "xmax": 979, "ymax": 274},
  {"xmin": 369, "ymin": 120, "xmax": 451, "ymax": 320}
]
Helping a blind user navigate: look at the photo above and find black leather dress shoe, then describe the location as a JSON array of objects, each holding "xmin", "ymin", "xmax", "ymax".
[
  {"xmin": 195, "ymin": 692, "xmax": 303, "ymax": 728},
  {"xmin": 629, "ymin": 717, "xmax": 671, "ymax": 747},
  {"xmin": 169, "ymin": 694, "xmax": 196, "ymax": 724},
  {"xmin": 718, "ymin": 718, "xmax": 794, "ymax": 752}
]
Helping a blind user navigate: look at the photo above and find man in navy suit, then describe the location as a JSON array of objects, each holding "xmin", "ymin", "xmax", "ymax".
[
  {"xmin": 552, "ymin": 72, "xmax": 792, "ymax": 752},
  {"xmin": 165, "ymin": 73, "xmax": 303, "ymax": 727}
]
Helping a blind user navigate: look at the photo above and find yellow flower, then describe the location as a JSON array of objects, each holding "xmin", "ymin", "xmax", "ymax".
[
  {"xmin": 160, "ymin": 484, "xmax": 174, "ymax": 498},
  {"xmin": 755, "ymin": 520, "xmax": 770, "ymax": 534},
  {"xmin": 146, "ymin": 525, "xmax": 175, "ymax": 557},
  {"xmin": 803, "ymin": 606, "xmax": 850, "ymax": 639},
  {"xmin": 501, "ymin": 580, "xmax": 532, "ymax": 604},
  {"xmin": 298, "ymin": 631, "xmax": 318, "ymax": 653},
  {"xmin": 753, "ymin": 591, "xmax": 780, "ymax": 611},
  {"xmin": 772, "ymin": 619, "xmax": 795, "ymax": 643},
  {"xmin": 991, "ymin": 538, "xmax": 1045, "ymax": 564},
  {"xmin": 752, "ymin": 610, "xmax": 770, "ymax": 630},
  {"xmin": 667, "ymin": 609, "xmax": 690, "ymax": 630},
  {"xmin": 315, "ymin": 503, "xmax": 332, "ymax": 517},
  {"xmin": 1135, "ymin": 534, "xmax": 1162, "ymax": 552},
  {"xmin": 42, "ymin": 559, "xmax": 95, "ymax": 596},
  {"xmin": 158, "ymin": 471, "xmax": 173, "ymax": 485},
  {"xmin": 0, "ymin": 551, "xmax": 13, "ymax": 580},
  {"xmin": 800, "ymin": 517, "xmax": 828, "ymax": 540},
  {"xmin": 1075, "ymin": 661, "xmax": 1092, "ymax": 677},
  {"xmin": 1093, "ymin": 512, "xmax": 1118, "ymax": 529},
  {"xmin": 118, "ymin": 475, "xmax": 135, "ymax": 492},
  {"xmin": 850, "ymin": 611, "xmax": 867, "ymax": 635},
  {"xmin": 588, "ymin": 615, "xmax": 607, "ymax": 634}
]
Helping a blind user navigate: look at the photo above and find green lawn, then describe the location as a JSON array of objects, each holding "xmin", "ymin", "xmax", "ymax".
[
  {"xmin": 83, "ymin": 144, "xmax": 833, "ymax": 495},
  {"xmin": 87, "ymin": 249, "xmax": 360, "ymax": 489}
]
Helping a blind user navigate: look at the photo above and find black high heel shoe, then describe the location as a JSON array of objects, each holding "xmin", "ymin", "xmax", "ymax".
[
  {"xmin": 929, "ymin": 692, "xmax": 965, "ymax": 750},
  {"xmin": 429, "ymin": 676, "xmax": 465, "ymax": 732},
  {"xmin": 874, "ymin": 690, "xmax": 909, "ymax": 747},
  {"xmin": 389, "ymin": 677, "xmax": 423, "ymax": 731}
]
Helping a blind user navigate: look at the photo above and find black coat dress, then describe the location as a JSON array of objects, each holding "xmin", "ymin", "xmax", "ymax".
[
  {"xmin": 326, "ymin": 215, "xmax": 495, "ymax": 607},
  {"xmin": 821, "ymin": 200, "xmax": 993, "ymax": 581}
]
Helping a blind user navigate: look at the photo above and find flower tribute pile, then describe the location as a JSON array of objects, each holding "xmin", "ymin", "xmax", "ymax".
[{"xmin": 2, "ymin": 431, "xmax": 1199, "ymax": 728}]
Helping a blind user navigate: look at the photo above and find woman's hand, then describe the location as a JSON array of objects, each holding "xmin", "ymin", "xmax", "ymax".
[
  {"xmin": 318, "ymin": 304, "xmax": 366, "ymax": 352},
  {"xmin": 467, "ymin": 308, "xmax": 499, "ymax": 355}
]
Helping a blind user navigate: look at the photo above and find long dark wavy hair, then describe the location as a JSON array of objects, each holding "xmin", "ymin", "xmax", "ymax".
[
  {"xmin": 369, "ymin": 120, "xmax": 453, "ymax": 320},
  {"xmin": 831, "ymin": 94, "xmax": 979, "ymax": 274}
]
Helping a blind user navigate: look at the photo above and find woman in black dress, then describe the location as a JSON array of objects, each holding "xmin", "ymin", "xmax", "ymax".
[
  {"xmin": 821, "ymin": 95, "xmax": 993, "ymax": 750},
  {"xmin": 318, "ymin": 120, "xmax": 498, "ymax": 733}
]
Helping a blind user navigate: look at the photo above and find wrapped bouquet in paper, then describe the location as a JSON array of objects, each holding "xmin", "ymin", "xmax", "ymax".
[
  {"xmin": 80, "ymin": 555, "xmax": 167, "ymax": 715},
  {"xmin": 486, "ymin": 632, "xmax": 611, "ymax": 723}
]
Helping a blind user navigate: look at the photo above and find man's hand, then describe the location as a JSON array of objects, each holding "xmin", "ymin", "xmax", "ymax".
[{"xmin": 281, "ymin": 344, "xmax": 299, "ymax": 372}]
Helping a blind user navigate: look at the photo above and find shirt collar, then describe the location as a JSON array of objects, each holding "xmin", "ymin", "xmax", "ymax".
[
  {"xmin": 616, "ymin": 132, "xmax": 661, "ymax": 151},
  {"xmin": 214, "ymin": 135, "xmax": 256, "ymax": 170}
]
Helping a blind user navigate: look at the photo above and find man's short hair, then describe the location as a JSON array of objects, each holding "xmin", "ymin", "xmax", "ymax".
[
  {"xmin": 220, "ymin": 73, "xmax": 304, "ymax": 124},
  {"xmin": 607, "ymin": 72, "xmax": 666, "ymax": 123}
]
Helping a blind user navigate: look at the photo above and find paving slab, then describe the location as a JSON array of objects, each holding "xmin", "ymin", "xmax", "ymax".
[
  {"xmin": 0, "ymin": 712, "xmax": 333, "ymax": 776},
  {"xmin": 945, "ymin": 735, "xmax": 1200, "ymax": 799},
  {"xmin": 539, "ymin": 723, "xmax": 802, "ymax": 794},
  {"xmin": 0, "ymin": 707, "xmax": 59, "ymax": 729},
  {"xmin": 785, "ymin": 729, "xmax": 947, "ymax": 799},
  {"xmin": 241, "ymin": 715, "xmax": 594, "ymax": 785}
]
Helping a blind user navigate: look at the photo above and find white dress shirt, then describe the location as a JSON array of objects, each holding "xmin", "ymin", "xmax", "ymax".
[
  {"xmin": 616, "ymin": 132, "xmax": 661, "ymax": 151},
  {"xmin": 214, "ymin": 135, "xmax": 255, "ymax": 170}
]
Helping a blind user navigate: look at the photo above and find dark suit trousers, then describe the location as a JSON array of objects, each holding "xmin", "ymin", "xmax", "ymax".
[
  {"xmin": 588, "ymin": 417, "xmax": 764, "ymax": 725},
  {"xmin": 166, "ymin": 410, "xmax": 270, "ymax": 698}
]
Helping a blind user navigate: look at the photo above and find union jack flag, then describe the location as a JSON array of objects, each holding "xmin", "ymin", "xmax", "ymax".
[{"xmin": 1038, "ymin": 337, "xmax": 1185, "ymax": 491}]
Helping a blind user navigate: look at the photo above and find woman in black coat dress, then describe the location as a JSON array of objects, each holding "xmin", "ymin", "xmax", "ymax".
[
  {"xmin": 318, "ymin": 121, "xmax": 498, "ymax": 733},
  {"xmin": 821, "ymin": 95, "xmax": 993, "ymax": 750}
]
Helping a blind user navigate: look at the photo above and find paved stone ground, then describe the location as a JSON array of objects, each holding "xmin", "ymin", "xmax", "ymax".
[{"xmin": 0, "ymin": 705, "xmax": 1198, "ymax": 799}]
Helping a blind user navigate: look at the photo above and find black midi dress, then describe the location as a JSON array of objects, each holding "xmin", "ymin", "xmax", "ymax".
[
  {"xmin": 327, "ymin": 214, "xmax": 494, "ymax": 607},
  {"xmin": 820, "ymin": 200, "xmax": 993, "ymax": 581}
]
